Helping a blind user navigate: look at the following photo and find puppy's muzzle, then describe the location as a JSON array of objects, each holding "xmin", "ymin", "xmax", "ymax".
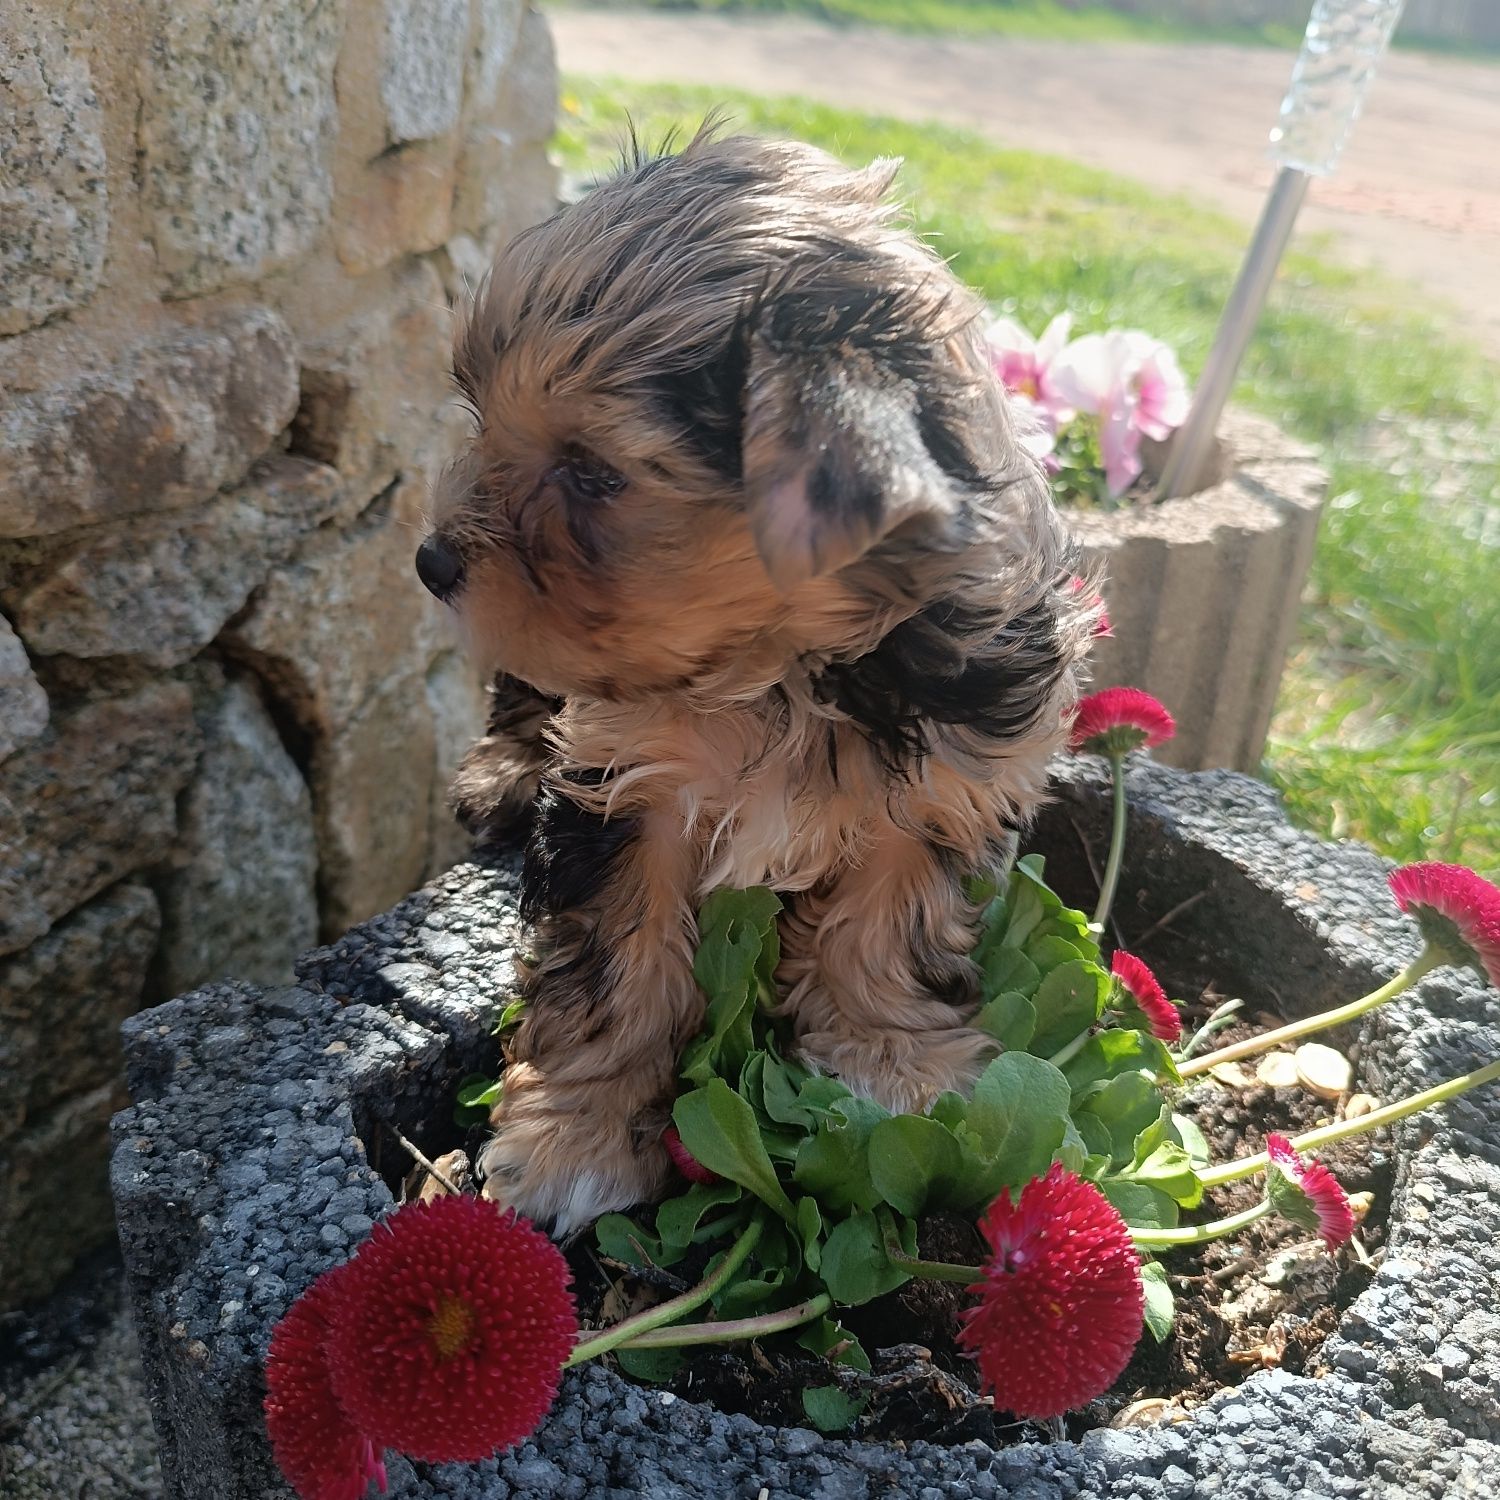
[{"xmin": 416, "ymin": 534, "xmax": 465, "ymax": 601}]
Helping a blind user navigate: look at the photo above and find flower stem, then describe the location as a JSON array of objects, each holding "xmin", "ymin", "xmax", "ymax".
[
  {"xmin": 614, "ymin": 1295, "xmax": 834, "ymax": 1349},
  {"xmin": 564, "ymin": 1211, "xmax": 766, "ymax": 1367},
  {"xmin": 1129, "ymin": 1199, "xmax": 1271, "ymax": 1249},
  {"xmin": 886, "ymin": 1243, "xmax": 983, "ymax": 1285},
  {"xmin": 1047, "ymin": 1028, "xmax": 1093, "ymax": 1071},
  {"xmin": 1176, "ymin": 950, "xmax": 1439, "ymax": 1080},
  {"xmin": 1091, "ymin": 753, "xmax": 1128, "ymax": 930},
  {"xmin": 1198, "ymin": 1054, "xmax": 1500, "ymax": 1189}
]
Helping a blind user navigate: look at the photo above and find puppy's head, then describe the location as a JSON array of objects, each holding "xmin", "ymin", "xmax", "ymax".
[{"xmin": 422, "ymin": 127, "xmax": 1041, "ymax": 700}]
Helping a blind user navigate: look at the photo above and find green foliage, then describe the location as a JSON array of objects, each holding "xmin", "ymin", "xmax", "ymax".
[
  {"xmin": 593, "ymin": 863, "xmax": 1193, "ymax": 1379},
  {"xmin": 555, "ymin": 79, "xmax": 1500, "ymax": 876}
]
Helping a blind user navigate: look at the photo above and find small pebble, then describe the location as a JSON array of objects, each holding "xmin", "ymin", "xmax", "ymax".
[
  {"xmin": 1256, "ymin": 1052, "xmax": 1300, "ymax": 1088},
  {"xmin": 1295, "ymin": 1042, "xmax": 1352, "ymax": 1099},
  {"xmin": 1344, "ymin": 1092, "xmax": 1378, "ymax": 1118}
]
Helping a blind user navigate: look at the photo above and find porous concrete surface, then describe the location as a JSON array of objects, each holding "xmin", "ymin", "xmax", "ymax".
[{"xmin": 111, "ymin": 763, "xmax": 1500, "ymax": 1498}]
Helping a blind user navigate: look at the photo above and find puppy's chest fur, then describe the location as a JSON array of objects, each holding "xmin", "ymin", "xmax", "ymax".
[{"xmin": 551, "ymin": 695, "xmax": 1002, "ymax": 899}]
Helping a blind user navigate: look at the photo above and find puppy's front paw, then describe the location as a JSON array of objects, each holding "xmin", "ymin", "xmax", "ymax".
[
  {"xmin": 449, "ymin": 736, "xmax": 544, "ymax": 844},
  {"xmin": 476, "ymin": 1064, "xmax": 672, "ymax": 1237},
  {"xmin": 798, "ymin": 1024, "xmax": 998, "ymax": 1116}
]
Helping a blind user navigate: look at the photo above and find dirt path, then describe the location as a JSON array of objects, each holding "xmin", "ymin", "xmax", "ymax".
[{"xmin": 551, "ymin": 9, "xmax": 1500, "ymax": 358}]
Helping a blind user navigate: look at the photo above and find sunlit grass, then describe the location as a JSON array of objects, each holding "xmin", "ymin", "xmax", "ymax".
[
  {"xmin": 554, "ymin": 80, "xmax": 1500, "ymax": 875},
  {"xmin": 556, "ymin": 1, "xmax": 1495, "ymax": 57}
]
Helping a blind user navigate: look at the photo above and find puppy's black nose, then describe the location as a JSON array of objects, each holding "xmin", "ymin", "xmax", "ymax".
[{"xmin": 416, "ymin": 535, "xmax": 465, "ymax": 599}]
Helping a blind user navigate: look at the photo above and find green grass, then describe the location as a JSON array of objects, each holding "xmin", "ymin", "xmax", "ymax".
[
  {"xmin": 554, "ymin": 79, "xmax": 1500, "ymax": 876},
  {"xmin": 558, "ymin": 1, "xmax": 1494, "ymax": 56}
]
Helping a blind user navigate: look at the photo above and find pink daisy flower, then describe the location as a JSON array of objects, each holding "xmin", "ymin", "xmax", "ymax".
[
  {"xmin": 663, "ymin": 1124, "xmax": 722, "ymax": 1185},
  {"xmin": 1388, "ymin": 862, "xmax": 1500, "ymax": 989},
  {"xmin": 1110, "ymin": 951, "xmax": 1181, "ymax": 1044},
  {"xmin": 1265, "ymin": 1134, "xmax": 1356, "ymax": 1251},
  {"xmin": 1069, "ymin": 687, "xmax": 1176, "ymax": 757},
  {"xmin": 958, "ymin": 1164, "xmax": 1144, "ymax": 1419}
]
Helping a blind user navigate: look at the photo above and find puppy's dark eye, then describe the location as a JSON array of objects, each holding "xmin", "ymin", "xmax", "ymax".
[{"xmin": 551, "ymin": 448, "xmax": 627, "ymax": 504}]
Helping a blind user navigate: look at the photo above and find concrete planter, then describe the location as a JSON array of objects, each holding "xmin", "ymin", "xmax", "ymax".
[
  {"xmin": 1071, "ymin": 410, "xmax": 1327, "ymax": 773},
  {"xmin": 111, "ymin": 762, "xmax": 1499, "ymax": 1499}
]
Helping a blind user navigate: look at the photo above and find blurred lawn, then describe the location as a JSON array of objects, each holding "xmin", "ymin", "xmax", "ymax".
[
  {"xmin": 554, "ymin": 79, "xmax": 1500, "ymax": 875},
  {"xmin": 559, "ymin": 1, "xmax": 1490, "ymax": 55}
]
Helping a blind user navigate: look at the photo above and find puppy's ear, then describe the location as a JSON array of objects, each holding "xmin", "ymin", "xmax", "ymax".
[{"xmin": 742, "ymin": 334, "xmax": 961, "ymax": 590}]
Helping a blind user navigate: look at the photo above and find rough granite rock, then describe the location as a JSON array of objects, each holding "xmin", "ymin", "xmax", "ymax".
[
  {"xmin": 138, "ymin": 0, "xmax": 343, "ymax": 296},
  {"xmin": 381, "ymin": 0, "xmax": 469, "ymax": 145},
  {"xmin": 0, "ymin": 883, "xmax": 158, "ymax": 1148},
  {"xmin": 0, "ymin": 308, "xmax": 300, "ymax": 539},
  {"xmin": 0, "ymin": 615, "xmax": 49, "ymax": 760},
  {"xmin": 465, "ymin": 0, "xmax": 526, "ymax": 117},
  {"xmin": 0, "ymin": 2, "xmax": 108, "ymax": 334},
  {"xmin": 8, "ymin": 456, "xmax": 342, "ymax": 666},
  {"xmin": 0, "ymin": 682, "xmax": 198, "ymax": 956},
  {"xmin": 152, "ymin": 675, "xmax": 319, "ymax": 999},
  {"xmin": 112, "ymin": 762, "xmax": 1500, "ymax": 1498}
]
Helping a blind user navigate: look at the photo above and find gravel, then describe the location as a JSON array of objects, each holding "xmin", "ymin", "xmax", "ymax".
[{"xmin": 107, "ymin": 760, "xmax": 1500, "ymax": 1497}]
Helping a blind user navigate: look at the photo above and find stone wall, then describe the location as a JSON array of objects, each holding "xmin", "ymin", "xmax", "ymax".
[
  {"xmin": 0, "ymin": 0, "xmax": 557, "ymax": 1311},
  {"xmin": 1098, "ymin": 0, "xmax": 1500, "ymax": 49}
]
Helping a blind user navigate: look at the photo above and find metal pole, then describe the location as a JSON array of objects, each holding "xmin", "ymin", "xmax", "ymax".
[{"xmin": 1156, "ymin": 167, "xmax": 1309, "ymax": 501}]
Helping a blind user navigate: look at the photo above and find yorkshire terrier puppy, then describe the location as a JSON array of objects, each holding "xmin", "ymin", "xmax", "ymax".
[{"xmin": 418, "ymin": 127, "xmax": 1096, "ymax": 1233}]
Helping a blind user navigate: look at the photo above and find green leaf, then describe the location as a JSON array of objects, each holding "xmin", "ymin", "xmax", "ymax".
[
  {"xmin": 975, "ymin": 990, "xmax": 1036, "ymax": 1050},
  {"xmin": 796, "ymin": 1195, "xmax": 824, "ymax": 1274},
  {"xmin": 1141, "ymin": 1260, "xmax": 1175, "ymax": 1343},
  {"xmin": 656, "ymin": 1180, "xmax": 743, "ymax": 1250},
  {"xmin": 716, "ymin": 1268, "xmax": 791, "ymax": 1320},
  {"xmin": 1025, "ymin": 934, "xmax": 1089, "ymax": 974},
  {"xmin": 615, "ymin": 1345, "xmax": 685, "ymax": 1382},
  {"xmin": 1170, "ymin": 1112, "xmax": 1211, "ymax": 1167},
  {"xmin": 496, "ymin": 998, "xmax": 526, "ymax": 1033},
  {"xmin": 801, "ymin": 1386, "xmax": 868, "ymax": 1433},
  {"xmin": 929, "ymin": 1090, "xmax": 969, "ymax": 1132},
  {"xmin": 793, "ymin": 1096, "xmax": 888, "ymax": 1212},
  {"xmin": 797, "ymin": 1317, "xmax": 871, "ymax": 1372},
  {"xmin": 1101, "ymin": 1178, "xmax": 1180, "ymax": 1230},
  {"xmin": 1118, "ymin": 1141, "xmax": 1204, "ymax": 1209},
  {"xmin": 1002, "ymin": 879, "xmax": 1048, "ymax": 948},
  {"xmin": 1078, "ymin": 1071, "xmax": 1164, "ymax": 1165},
  {"xmin": 453, "ymin": 1072, "xmax": 503, "ymax": 1126},
  {"xmin": 673, "ymin": 1080, "xmax": 796, "ymax": 1222},
  {"xmin": 594, "ymin": 1213, "xmax": 667, "ymax": 1268},
  {"xmin": 964, "ymin": 1052, "xmax": 1072, "ymax": 1192},
  {"xmin": 1028, "ymin": 960, "xmax": 1108, "ymax": 1058},
  {"xmin": 980, "ymin": 946, "xmax": 1041, "ymax": 1000},
  {"xmin": 1062, "ymin": 1028, "xmax": 1173, "ymax": 1096},
  {"xmin": 685, "ymin": 888, "xmax": 783, "ymax": 1086},
  {"xmin": 794, "ymin": 1074, "xmax": 856, "ymax": 1118},
  {"xmin": 820, "ymin": 1209, "xmax": 913, "ymax": 1305},
  {"xmin": 867, "ymin": 1114, "xmax": 964, "ymax": 1218}
]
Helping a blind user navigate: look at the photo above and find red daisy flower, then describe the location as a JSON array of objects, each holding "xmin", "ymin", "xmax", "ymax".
[
  {"xmin": 1388, "ymin": 862, "xmax": 1500, "ymax": 989},
  {"xmin": 1068, "ymin": 575, "xmax": 1113, "ymax": 639},
  {"xmin": 324, "ymin": 1196, "xmax": 577, "ymax": 1463},
  {"xmin": 663, "ymin": 1124, "xmax": 722, "ymax": 1185},
  {"xmin": 1110, "ymin": 951, "xmax": 1181, "ymax": 1044},
  {"xmin": 264, "ymin": 1265, "xmax": 389, "ymax": 1500},
  {"xmin": 1069, "ymin": 687, "xmax": 1176, "ymax": 757},
  {"xmin": 958, "ymin": 1163, "xmax": 1144, "ymax": 1419},
  {"xmin": 1265, "ymin": 1134, "xmax": 1355, "ymax": 1251}
]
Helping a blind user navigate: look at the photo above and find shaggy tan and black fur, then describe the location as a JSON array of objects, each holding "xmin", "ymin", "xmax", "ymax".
[{"xmin": 418, "ymin": 127, "xmax": 1098, "ymax": 1233}]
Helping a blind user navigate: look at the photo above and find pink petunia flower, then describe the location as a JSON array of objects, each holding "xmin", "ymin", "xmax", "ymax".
[
  {"xmin": 1008, "ymin": 391, "xmax": 1059, "ymax": 465},
  {"xmin": 1265, "ymin": 1134, "xmax": 1356, "ymax": 1251},
  {"xmin": 1388, "ymin": 862, "xmax": 1500, "ymax": 989},
  {"xmin": 1069, "ymin": 687, "xmax": 1176, "ymax": 757},
  {"xmin": 958, "ymin": 1164, "xmax": 1144, "ymax": 1419},
  {"xmin": 1110, "ymin": 951, "xmax": 1181, "ymax": 1044},
  {"xmin": 985, "ymin": 312, "xmax": 1076, "ymax": 421},
  {"xmin": 1049, "ymin": 331, "xmax": 1190, "ymax": 496}
]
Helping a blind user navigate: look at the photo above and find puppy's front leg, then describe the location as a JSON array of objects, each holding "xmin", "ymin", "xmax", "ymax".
[
  {"xmin": 449, "ymin": 673, "xmax": 563, "ymax": 846},
  {"xmin": 478, "ymin": 794, "xmax": 700, "ymax": 1234},
  {"xmin": 781, "ymin": 822, "xmax": 996, "ymax": 1115}
]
